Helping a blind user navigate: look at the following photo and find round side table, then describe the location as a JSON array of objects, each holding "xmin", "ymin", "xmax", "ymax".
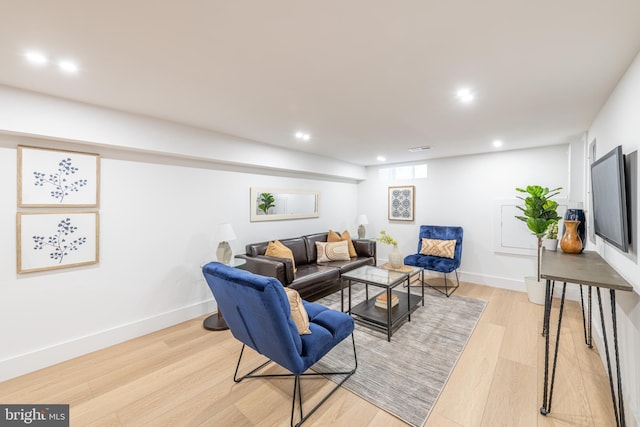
[{"xmin": 202, "ymin": 258, "xmax": 246, "ymax": 331}]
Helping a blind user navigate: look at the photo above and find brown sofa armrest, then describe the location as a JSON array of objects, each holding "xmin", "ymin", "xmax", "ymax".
[
  {"xmin": 235, "ymin": 254, "xmax": 292, "ymax": 285},
  {"xmin": 353, "ymin": 239, "xmax": 376, "ymax": 262}
]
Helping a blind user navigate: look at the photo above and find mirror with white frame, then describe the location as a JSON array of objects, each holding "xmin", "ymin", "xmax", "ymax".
[{"xmin": 250, "ymin": 188, "xmax": 320, "ymax": 222}]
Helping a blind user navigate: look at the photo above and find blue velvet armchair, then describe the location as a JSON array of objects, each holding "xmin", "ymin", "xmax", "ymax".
[
  {"xmin": 404, "ymin": 225, "xmax": 464, "ymax": 297},
  {"xmin": 202, "ymin": 262, "xmax": 357, "ymax": 427}
]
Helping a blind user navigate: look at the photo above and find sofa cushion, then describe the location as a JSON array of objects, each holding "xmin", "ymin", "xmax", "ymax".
[
  {"xmin": 316, "ymin": 241, "xmax": 351, "ymax": 262},
  {"xmin": 289, "ymin": 264, "xmax": 340, "ymax": 290},
  {"xmin": 283, "ymin": 287, "xmax": 311, "ymax": 335},
  {"xmin": 328, "ymin": 229, "xmax": 357, "ymax": 257},
  {"xmin": 266, "ymin": 240, "xmax": 297, "ymax": 272},
  {"xmin": 303, "ymin": 232, "xmax": 328, "ymax": 263},
  {"xmin": 420, "ymin": 238, "xmax": 456, "ymax": 259},
  {"xmin": 279, "ymin": 237, "xmax": 309, "ymax": 266},
  {"xmin": 329, "ymin": 256, "xmax": 375, "ymax": 274}
]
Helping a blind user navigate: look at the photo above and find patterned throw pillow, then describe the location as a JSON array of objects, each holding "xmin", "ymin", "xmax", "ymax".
[
  {"xmin": 327, "ymin": 229, "xmax": 357, "ymax": 257},
  {"xmin": 316, "ymin": 240, "xmax": 351, "ymax": 262},
  {"xmin": 265, "ymin": 240, "xmax": 297, "ymax": 272},
  {"xmin": 283, "ymin": 288, "xmax": 311, "ymax": 335},
  {"xmin": 420, "ymin": 238, "xmax": 456, "ymax": 259}
]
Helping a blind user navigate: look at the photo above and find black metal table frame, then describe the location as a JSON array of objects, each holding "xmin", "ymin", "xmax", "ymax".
[
  {"xmin": 341, "ymin": 267, "xmax": 423, "ymax": 341},
  {"xmin": 541, "ymin": 279, "xmax": 626, "ymax": 426}
]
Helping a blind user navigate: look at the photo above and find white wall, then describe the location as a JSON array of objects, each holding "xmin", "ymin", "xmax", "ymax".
[
  {"xmin": 0, "ymin": 129, "xmax": 361, "ymax": 380},
  {"xmin": 358, "ymin": 144, "xmax": 572, "ymax": 291},
  {"xmin": 587, "ymin": 50, "xmax": 640, "ymax": 427}
]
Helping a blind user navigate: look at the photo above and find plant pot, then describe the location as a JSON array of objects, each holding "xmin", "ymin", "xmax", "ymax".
[
  {"xmin": 388, "ymin": 246, "xmax": 404, "ymax": 269},
  {"xmin": 542, "ymin": 239, "xmax": 558, "ymax": 251},
  {"xmin": 524, "ymin": 276, "xmax": 546, "ymax": 305}
]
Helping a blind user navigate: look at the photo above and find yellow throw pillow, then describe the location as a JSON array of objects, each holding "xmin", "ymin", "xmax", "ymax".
[
  {"xmin": 283, "ymin": 287, "xmax": 311, "ymax": 335},
  {"xmin": 327, "ymin": 229, "xmax": 357, "ymax": 258},
  {"xmin": 316, "ymin": 241, "xmax": 351, "ymax": 262},
  {"xmin": 420, "ymin": 238, "xmax": 457, "ymax": 259},
  {"xmin": 265, "ymin": 240, "xmax": 297, "ymax": 272}
]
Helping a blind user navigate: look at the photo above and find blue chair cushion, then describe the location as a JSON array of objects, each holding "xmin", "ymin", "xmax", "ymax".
[{"xmin": 404, "ymin": 253, "xmax": 458, "ymax": 273}]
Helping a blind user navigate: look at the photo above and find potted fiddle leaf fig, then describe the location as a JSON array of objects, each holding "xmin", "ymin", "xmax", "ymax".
[{"xmin": 515, "ymin": 185, "xmax": 562, "ymax": 304}]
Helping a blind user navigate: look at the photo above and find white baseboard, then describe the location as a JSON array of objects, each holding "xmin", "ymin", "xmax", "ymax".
[
  {"xmin": 0, "ymin": 300, "xmax": 215, "ymax": 382},
  {"xmin": 457, "ymin": 271, "xmax": 583, "ymax": 302}
]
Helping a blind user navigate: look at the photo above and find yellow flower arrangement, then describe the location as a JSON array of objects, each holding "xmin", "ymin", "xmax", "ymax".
[{"xmin": 376, "ymin": 230, "xmax": 398, "ymax": 247}]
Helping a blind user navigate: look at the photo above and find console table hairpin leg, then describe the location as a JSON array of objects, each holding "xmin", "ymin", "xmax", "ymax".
[
  {"xmin": 540, "ymin": 250, "xmax": 631, "ymax": 427},
  {"xmin": 540, "ymin": 279, "xmax": 626, "ymax": 427}
]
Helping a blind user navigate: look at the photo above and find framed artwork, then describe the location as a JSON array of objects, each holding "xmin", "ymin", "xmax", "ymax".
[
  {"xmin": 17, "ymin": 211, "xmax": 99, "ymax": 273},
  {"xmin": 18, "ymin": 146, "xmax": 100, "ymax": 207},
  {"xmin": 388, "ymin": 185, "xmax": 415, "ymax": 221}
]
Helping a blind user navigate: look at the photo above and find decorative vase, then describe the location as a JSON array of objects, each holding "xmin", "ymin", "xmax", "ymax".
[
  {"xmin": 563, "ymin": 209, "xmax": 586, "ymax": 252},
  {"xmin": 560, "ymin": 220, "xmax": 582, "ymax": 254},
  {"xmin": 388, "ymin": 245, "xmax": 404, "ymax": 269}
]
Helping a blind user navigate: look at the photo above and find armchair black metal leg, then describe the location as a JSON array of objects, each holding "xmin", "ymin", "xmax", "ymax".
[
  {"xmin": 234, "ymin": 334, "xmax": 358, "ymax": 427},
  {"xmin": 290, "ymin": 332, "xmax": 358, "ymax": 426},
  {"xmin": 233, "ymin": 344, "xmax": 273, "ymax": 383}
]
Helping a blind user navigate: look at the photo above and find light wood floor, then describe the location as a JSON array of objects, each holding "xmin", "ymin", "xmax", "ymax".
[{"xmin": 0, "ymin": 281, "xmax": 616, "ymax": 426}]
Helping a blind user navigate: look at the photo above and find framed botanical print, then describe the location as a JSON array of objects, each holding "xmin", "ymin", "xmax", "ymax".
[
  {"xmin": 17, "ymin": 211, "xmax": 99, "ymax": 273},
  {"xmin": 18, "ymin": 146, "xmax": 100, "ymax": 207},
  {"xmin": 388, "ymin": 185, "xmax": 415, "ymax": 221}
]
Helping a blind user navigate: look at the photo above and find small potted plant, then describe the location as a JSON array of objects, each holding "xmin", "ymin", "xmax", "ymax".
[{"xmin": 543, "ymin": 222, "xmax": 559, "ymax": 251}]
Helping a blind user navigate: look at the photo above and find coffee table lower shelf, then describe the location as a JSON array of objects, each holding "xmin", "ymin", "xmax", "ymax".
[{"xmin": 350, "ymin": 291, "xmax": 422, "ymax": 341}]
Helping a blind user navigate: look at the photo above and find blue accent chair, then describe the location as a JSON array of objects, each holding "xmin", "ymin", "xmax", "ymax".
[
  {"xmin": 202, "ymin": 262, "xmax": 357, "ymax": 427},
  {"xmin": 403, "ymin": 225, "xmax": 464, "ymax": 297}
]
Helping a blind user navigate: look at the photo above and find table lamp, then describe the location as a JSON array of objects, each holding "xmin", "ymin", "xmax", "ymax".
[
  {"xmin": 356, "ymin": 214, "xmax": 369, "ymax": 239},
  {"xmin": 216, "ymin": 223, "xmax": 237, "ymax": 264}
]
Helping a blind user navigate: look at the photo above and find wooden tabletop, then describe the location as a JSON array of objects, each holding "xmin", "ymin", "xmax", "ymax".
[{"xmin": 540, "ymin": 249, "xmax": 633, "ymax": 291}]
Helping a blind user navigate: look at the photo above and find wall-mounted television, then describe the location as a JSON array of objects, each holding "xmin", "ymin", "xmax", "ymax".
[{"xmin": 590, "ymin": 145, "xmax": 629, "ymax": 252}]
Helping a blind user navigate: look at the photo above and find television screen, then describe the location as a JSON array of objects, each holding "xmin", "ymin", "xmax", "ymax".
[{"xmin": 590, "ymin": 145, "xmax": 629, "ymax": 252}]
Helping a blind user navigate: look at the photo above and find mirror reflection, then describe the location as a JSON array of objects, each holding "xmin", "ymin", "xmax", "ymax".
[{"xmin": 250, "ymin": 188, "xmax": 320, "ymax": 221}]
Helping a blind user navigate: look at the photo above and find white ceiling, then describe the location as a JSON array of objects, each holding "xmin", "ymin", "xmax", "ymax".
[{"xmin": 1, "ymin": 1, "xmax": 639, "ymax": 166}]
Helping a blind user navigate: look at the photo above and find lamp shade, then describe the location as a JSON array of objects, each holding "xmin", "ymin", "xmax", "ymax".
[
  {"xmin": 217, "ymin": 223, "xmax": 237, "ymax": 242},
  {"xmin": 356, "ymin": 214, "xmax": 369, "ymax": 225}
]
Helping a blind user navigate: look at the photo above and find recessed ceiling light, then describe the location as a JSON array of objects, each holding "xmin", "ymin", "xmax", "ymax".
[
  {"xmin": 376, "ymin": 156, "xmax": 386, "ymax": 162},
  {"xmin": 25, "ymin": 51, "xmax": 47, "ymax": 65},
  {"xmin": 408, "ymin": 146, "xmax": 431, "ymax": 153},
  {"xmin": 295, "ymin": 131, "xmax": 310, "ymax": 141},
  {"xmin": 493, "ymin": 139, "xmax": 503, "ymax": 148},
  {"xmin": 58, "ymin": 60, "xmax": 78, "ymax": 73},
  {"xmin": 456, "ymin": 88, "xmax": 474, "ymax": 103}
]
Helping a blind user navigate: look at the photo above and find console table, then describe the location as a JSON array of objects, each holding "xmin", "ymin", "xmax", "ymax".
[{"xmin": 540, "ymin": 249, "xmax": 632, "ymax": 426}]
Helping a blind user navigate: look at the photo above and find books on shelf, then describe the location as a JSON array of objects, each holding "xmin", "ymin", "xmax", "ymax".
[{"xmin": 375, "ymin": 292, "xmax": 398, "ymax": 309}]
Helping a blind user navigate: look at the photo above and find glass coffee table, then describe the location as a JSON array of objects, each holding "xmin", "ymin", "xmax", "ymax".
[{"xmin": 341, "ymin": 265, "xmax": 423, "ymax": 341}]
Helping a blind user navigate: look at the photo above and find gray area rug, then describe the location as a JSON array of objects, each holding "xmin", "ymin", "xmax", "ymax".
[{"xmin": 312, "ymin": 284, "xmax": 486, "ymax": 427}]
